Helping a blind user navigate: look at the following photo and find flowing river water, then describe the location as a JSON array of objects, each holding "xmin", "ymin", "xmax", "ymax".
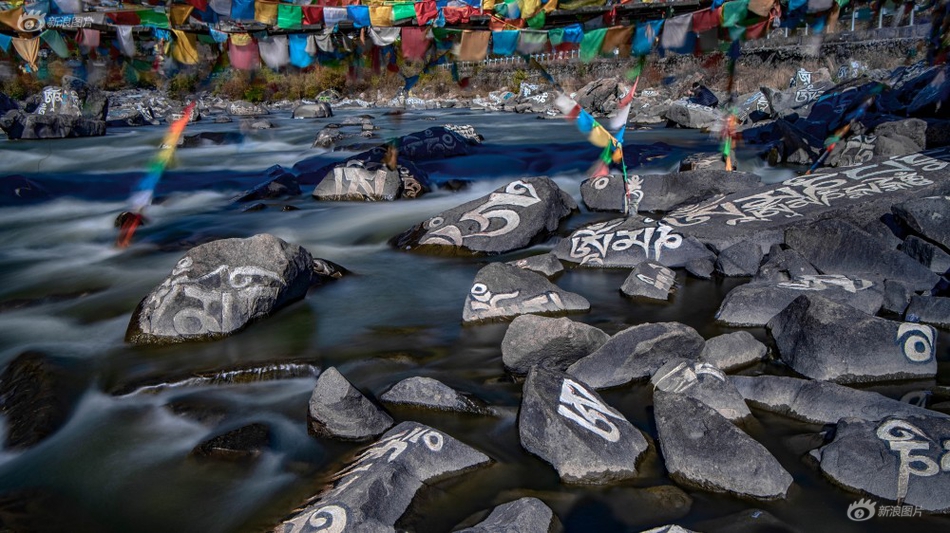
[{"xmin": 0, "ymin": 108, "xmax": 947, "ymax": 533}]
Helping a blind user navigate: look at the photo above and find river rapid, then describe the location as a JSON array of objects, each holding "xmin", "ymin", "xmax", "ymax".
[{"xmin": 0, "ymin": 108, "xmax": 947, "ymax": 533}]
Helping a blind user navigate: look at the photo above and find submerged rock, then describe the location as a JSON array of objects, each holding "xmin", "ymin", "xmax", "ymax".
[
  {"xmin": 651, "ymin": 359, "xmax": 751, "ymax": 422},
  {"xmin": 519, "ymin": 366, "xmax": 648, "ymax": 484},
  {"xmin": 277, "ymin": 421, "xmax": 490, "ymax": 531},
  {"xmin": 462, "ymin": 263, "xmax": 590, "ymax": 324},
  {"xmin": 716, "ymin": 274, "xmax": 884, "ymax": 327},
  {"xmin": 568, "ymin": 322, "xmax": 705, "ymax": 389},
  {"xmin": 380, "ymin": 376, "xmax": 486, "ymax": 414},
  {"xmin": 620, "ymin": 262, "xmax": 676, "ymax": 301},
  {"xmin": 501, "ymin": 315, "xmax": 609, "ymax": 374},
  {"xmin": 699, "ymin": 331, "xmax": 767, "ymax": 372},
  {"xmin": 653, "ymin": 391, "xmax": 793, "ymax": 500},
  {"xmin": 554, "ymin": 218, "xmax": 714, "ymax": 268},
  {"xmin": 0, "ymin": 352, "xmax": 77, "ymax": 450},
  {"xmin": 391, "ymin": 178, "xmax": 576, "ymax": 255},
  {"xmin": 816, "ymin": 416, "xmax": 950, "ymax": 512},
  {"xmin": 233, "ymin": 165, "xmax": 300, "ymax": 203},
  {"xmin": 455, "ymin": 497, "xmax": 558, "ymax": 533},
  {"xmin": 125, "ymin": 234, "xmax": 313, "ymax": 345},
  {"xmin": 112, "ymin": 362, "xmax": 321, "ymax": 396},
  {"xmin": 768, "ymin": 295, "xmax": 937, "ymax": 384},
  {"xmin": 308, "ymin": 367, "xmax": 393, "ymax": 441},
  {"xmin": 192, "ymin": 423, "xmax": 271, "ymax": 461},
  {"xmin": 732, "ymin": 375, "xmax": 948, "ymax": 425}
]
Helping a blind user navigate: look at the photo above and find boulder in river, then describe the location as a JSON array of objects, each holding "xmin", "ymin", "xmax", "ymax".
[
  {"xmin": 277, "ymin": 421, "xmax": 491, "ymax": 531},
  {"xmin": 455, "ymin": 497, "xmax": 558, "ymax": 533},
  {"xmin": 293, "ymin": 102, "xmax": 332, "ymax": 119},
  {"xmin": 653, "ymin": 390, "xmax": 793, "ymax": 500},
  {"xmin": 308, "ymin": 367, "xmax": 393, "ymax": 441},
  {"xmin": 768, "ymin": 294, "xmax": 937, "ymax": 384},
  {"xmin": 554, "ymin": 217, "xmax": 714, "ymax": 268},
  {"xmin": 815, "ymin": 416, "xmax": 950, "ymax": 512},
  {"xmin": 507, "ymin": 253, "xmax": 564, "ymax": 279},
  {"xmin": 501, "ymin": 315, "xmax": 609, "ymax": 374},
  {"xmin": 732, "ymin": 375, "xmax": 948, "ymax": 425},
  {"xmin": 380, "ymin": 376, "xmax": 487, "ymax": 414},
  {"xmin": 126, "ymin": 234, "xmax": 314, "ymax": 345},
  {"xmin": 192, "ymin": 422, "xmax": 271, "ymax": 461},
  {"xmin": 312, "ymin": 159, "xmax": 405, "ymax": 202},
  {"xmin": 638, "ymin": 170, "xmax": 762, "ymax": 213},
  {"xmin": 519, "ymin": 366, "xmax": 648, "ymax": 484},
  {"xmin": 576, "ymin": 77, "xmax": 627, "ymax": 116},
  {"xmin": 665, "ymin": 100, "xmax": 722, "ymax": 130},
  {"xmin": 620, "ymin": 262, "xmax": 676, "ymax": 301},
  {"xmin": 785, "ymin": 219, "xmax": 939, "ymax": 292},
  {"xmin": 716, "ymin": 273, "xmax": 884, "ymax": 327},
  {"xmin": 227, "ymin": 100, "xmax": 268, "ymax": 116},
  {"xmin": 391, "ymin": 177, "xmax": 576, "ymax": 255},
  {"xmin": 462, "ymin": 263, "xmax": 590, "ymax": 324},
  {"xmin": 568, "ymin": 322, "xmax": 705, "ymax": 389},
  {"xmin": 233, "ymin": 165, "xmax": 300, "ymax": 203},
  {"xmin": 906, "ymin": 296, "xmax": 950, "ymax": 329},
  {"xmin": 0, "ymin": 351, "xmax": 78, "ymax": 450},
  {"xmin": 580, "ymin": 174, "xmax": 628, "ymax": 213},
  {"xmin": 699, "ymin": 331, "xmax": 767, "ymax": 372},
  {"xmin": 651, "ymin": 359, "xmax": 751, "ymax": 422}
]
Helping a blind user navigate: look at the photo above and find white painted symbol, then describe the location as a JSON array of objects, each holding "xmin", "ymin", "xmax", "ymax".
[
  {"xmin": 556, "ymin": 379, "xmax": 625, "ymax": 442},
  {"xmin": 896, "ymin": 323, "xmax": 935, "ymax": 363}
]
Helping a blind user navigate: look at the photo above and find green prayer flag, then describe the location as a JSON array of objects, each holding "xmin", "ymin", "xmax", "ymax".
[
  {"xmin": 548, "ymin": 27, "xmax": 565, "ymax": 46},
  {"xmin": 40, "ymin": 30, "xmax": 70, "ymax": 58},
  {"xmin": 392, "ymin": 2, "xmax": 416, "ymax": 21},
  {"xmin": 527, "ymin": 10, "xmax": 544, "ymax": 29},
  {"xmin": 721, "ymin": 0, "xmax": 749, "ymax": 28},
  {"xmin": 197, "ymin": 34, "xmax": 217, "ymax": 45},
  {"xmin": 278, "ymin": 5, "xmax": 302, "ymax": 29},
  {"xmin": 137, "ymin": 10, "xmax": 170, "ymax": 29},
  {"xmin": 579, "ymin": 27, "xmax": 606, "ymax": 63}
]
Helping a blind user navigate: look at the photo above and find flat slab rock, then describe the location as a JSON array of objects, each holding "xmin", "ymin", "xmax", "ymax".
[
  {"xmin": 455, "ymin": 497, "xmax": 557, "ymax": 533},
  {"xmin": 621, "ymin": 262, "xmax": 676, "ymax": 301},
  {"xmin": 732, "ymin": 375, "xmax": 948, "ymax": 425},
  {"xmin": 462, "ymin": 263, "xmax": 590, "ymax": 323},
  {"xmin": 892, "ymin": 195, "xmax": 950, "ymax": 251},
  {"xmin": 906, "ymin": 295, "xmax": 950, "ymax": 329},
  {"xmin": 651, "ymin": 359, "xmax": 751, "ymax": 422},
  {"xmin": 277, "ymin": 421, "xmax": 490, "ymax": 532},
  {"xmin": 507, "ymin": 252, "xmax": 564, "ymax": 278},
  {"xmin": 660, "ymin": 149, "xmax": 950, "ymax": 251},
  {"xmin": 653, "ymin": 390, "xmax": 793, "ymax": 500},
  {"xmin": 519, "ymin": 366, "xmax": 648, "ymax": 484},
  {"xmin": 553, "ymin": 217, "xmax": 714, "ymax": 268},
  {"xmin": 716, "ymin": 274, "xmax": 884, "ymax": 327},
  {"xmin": 308, "ymin": 367, "xmax": 393, "ymax": 441},
  {"xmin": 380, "ymin": 376, "xmax": 486, "ymax": 414},
  {"xmin": 700, "ymin": 331, "xmax": 767, "ymax": 371},
  {"xmin": 768, "ymin": 294, "xmax": 937, "ymax": 384},
  {"xmin": 568, "ymin": 322, "xmax": 706, "ymax": 389},
  {"xmin": 391, "ymin": 177, "xmax": 576, "ymax": 255},
  {"xmin": 816, "ymin": 416, "xmax": 950, "ymax": 513},
  {"xmin": 501, "ymin": 315, "xmax": 609, "ymax": 374},
  {"xmin": 126, "ymin": 234, "xmax": 313, "ymax": 345},
  {"xmin": 637, "ymin": 170, "xmax": 762, "ymax": 213}
]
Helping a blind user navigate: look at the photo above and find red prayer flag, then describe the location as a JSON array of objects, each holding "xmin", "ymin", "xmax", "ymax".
[
  {"xmin": 302, "ymin": 5, "xmax": 324, "ymax": 25},
  {"xmin": 692, "ymin": 7, "xmax": 720, "ymax": 33},
  {"xmin": 414, "ymin": 0, "xmax": 438, "ymax": 25},
  {"xmin": 744, "ymin": 18, "xmax": 770, "ymax": 40},
  {"xmin": 107, "ymin": 11, "xmax": 142, "ymax": 25},
  {"xmin": 442, "ymin": 6, "xmax": 474, "ymax": 24},
  {"xmin": 401, "ymin": 27, "xmax": 431, "ymax": 60},
  {"xmin": 185, "ymin": 0, "xmax": 208, "ymax": 12}
]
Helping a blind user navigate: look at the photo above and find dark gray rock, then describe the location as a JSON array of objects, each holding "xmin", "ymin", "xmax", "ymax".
[
  {"xmin": 192, "ymin": 423, "xmax": 271, "ymax": 461},
  {"xmin": 906, "ymin": 296, "xmax": 950, "ymax": 329},
  {"xmin": 580, "ymin": 174, "xmax": 627, "ymax": 213},
  {"xmin": 621, "ymin": 262, "xmax": 676, "ymax": 301},
  {"xmin": 126, "ymin": 234, "xmax": 313, "ymax": 344},
  {"xmin": 862, "ymin": 218, "xmax": 903, "ymax": 250},
  {"xmin": 679, "ymin": 152, "xmax": 726, "ymax": 172},
  {"xmin": 902, "ymin": 235, "xmax": 950, "ymax": 273},
  {"xmin": 665, "ymin": 100, "xmax": 721, "ymax": 130},
  {"xmin": 308, "ymin": 367, "xmax": 393, "ymax": 441},
  {"xmin": 455, "ymin": 497, "xmax": 557, "ymax": 533},
  {"xmin": 507, "ymin": 253, "xmax": 564, "ymax": 278},
  {"xmin": 568, "ymin": 322, "xmax": 705, "ymax": 389},
  {"xmin": 653, "ymin": 391, "xmax": 793, "ymax": 500},
  {"xmin": 576, "ymin": 77, "xmax": 626, "ymax": 116},
  {"xmin": 0, "ymin": 111, "xmax": 106, "ymax": 140},
  {"xmin": 554, "ymin": 218, "xmax": 714, "ymax": 268},
  {"xmin": 501, "ymin": 315, "xmax": 608, "ymax": 375},
  {"xmin": 882, "ymin": 279, "xmax": 913, "ymax": 315},
  {"xmin": 816, "ymin": 416, "xmax": 950, "ymax": 512},
  {"xmin": 180, "ymin": 131, "xmax": 244, "ymax": 148},
  {"xmin": 519, "ymin": 366, "xmax": 648, "ymax": 484},
  {"xmin": 785, "ymin": 219, "xmax": 939, "ymax": 292},
  {"xmin": 293, "ymin": 102, "xmax": 332, "ymax": 119},
  {"xmin": 685, "ymin": 258, "xmax": 715, "ymax": 279},
  {"xmin": 762, "ymin": 82, "xmax": 833, "ymax": 120},
  {"xmin": 753, "ymin": 245, "xmax": 819, "ymax": 282},
  {"xmin": 768, "ymin": 294, "xmax": 937, "ymax": 384},
  {"xmin": 596, "ymin": 485, "xmax": 693, "ymax": 529},
  {"xmin": 227, "ymin": 100, "xmax": 268, "ymax": 116},
  {"xmin": 112, "ymin": 361, "xmax": 320, "ymax": 396},
  {"xmin": 732, "ymin": 375, "xmax": 948, "ymax": 425},
  {"xmin": 716, "ymin": 240, "xmax": 765, "ymax": 277},
  {"xmin": 874, "ymin": 119, "xmax": 928, "ymax": 152},
  {"xmin": 693, "ymin": 508, "xmax": 799, "ymax": 533},
  {"xmin": 716, "ymin": 274, "xmax": 883, "ymax": 327},
  {"xmin": 908, "ymin": 65, "xmax": 950, "ymax": 118},
  {"xmin": 380, "ymin": 376, "xmax": 486, "ymax": 414},
  {"xmin": 651, "ymin": 359, "xmax": 751, "ymax": 421},
  {"xmin": 234, "ymin": 165, "xmax": 300, "ymax": 203},
  {"xmin": 394, "ymin": 125, "xmax": 482, "ymax": 160},
  {"xmin": 246, "ymin": 119, "xmax": 273, "ymax": 130},
  {"xmin": 639, "ymin": 170, "xmax": 761, "ymax": 213},
  {"xmin": 0, "ymin": 352, "xmax": 78, "ymax": 450},
  {"xmin": 700, "ymin": 331, "xmax": 767, "ymax": 371},
  {"xmin": 462, "ymin": 263, "xmax": 589, "ymax": 324},
  {"xmin": 278, "ymin": 421, "xmax": 490, "ymax": 532},
  {"xmin": 312, "ymin": 159, "xmax": 403, "ymax": 202},
  {"xmin": 392, "ymin": 178, "xmax": 576, "ymax": 255},
  {"xmin": 892, "ymin": 196, "xmax": 950, "ymax": 252}
]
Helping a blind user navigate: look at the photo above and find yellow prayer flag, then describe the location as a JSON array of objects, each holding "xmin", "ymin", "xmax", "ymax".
[
  {"xmin": 170, "ymin": 5, "xmax": 194, "ymax": 27},
  {"xmin": 255, "ymin": 1, "xmax": 278, "ymax": 25},
  {"xmin": 12, "ymin": 36, "xmax": 39, "ymax": 70},
  {"xmin": 369, "ymin": 5, "xmax": 392, "ymax": 26},
  {"xmin": 171, "ymin": 29, "xmax": 200, "ymax": 65}
]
